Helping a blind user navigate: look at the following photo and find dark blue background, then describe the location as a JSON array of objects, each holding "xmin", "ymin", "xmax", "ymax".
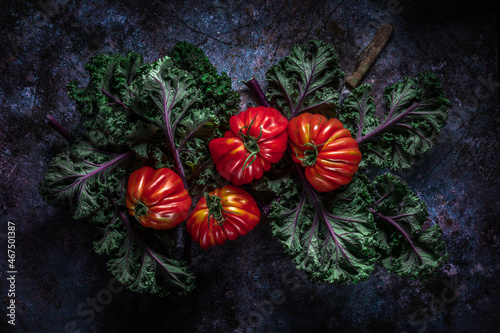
[{"xmin": 1, "ymin": 0, "xmax": 499, "ymax": 332}]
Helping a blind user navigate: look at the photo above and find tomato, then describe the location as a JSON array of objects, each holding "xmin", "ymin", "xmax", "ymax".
[
  {"xmin": 126, "ymin": 166, "xmax": 192, "ymax": 230},
  {"xmin": 209, "ymin": 106, "xmax": 288, "ymax": 185},
  {"xmin": 186, "ymin": 185, "xmax": 261, "ymax": 249},
  {"xmin": 288, "ymin": 113, "xmax": 361, "ymax": 192}
]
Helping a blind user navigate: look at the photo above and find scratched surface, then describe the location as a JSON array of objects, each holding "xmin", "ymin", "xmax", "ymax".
[{"xmin": 0, "ymin": 0, "xmax": 499, "ymax": 332}]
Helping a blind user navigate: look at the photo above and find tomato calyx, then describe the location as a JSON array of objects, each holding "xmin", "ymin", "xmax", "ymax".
[
  {"xmin": 204, "ymin": 191, "xmax": 242, "ymax": 231},
  {"xmin": 134, "ymin": 200, "xmax": 149, "ymax": 222},
  {"xmin": 238, "ymin": 116, "xmax": 263, "ymax": 170},
  {"xmin": 295, "ymin": 141, "xmax": 324, "ymax": 167},
  {"xmin": 204, "ymin": 192, "xmax": 229, "ymax": 228}
]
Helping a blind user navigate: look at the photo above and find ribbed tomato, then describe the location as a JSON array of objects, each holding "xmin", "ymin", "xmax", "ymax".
[
  {"xmin": 186, "ymin": 185, "xmax": 261, "ymax": 250},
  {"xmin": 126, "ymin": 166, "xmax": 192, "ymax": 230},
  {"xmin": 288, "ymin": 113, "xmax": 362, "ymax": 192},
  {"xmin": 209, "ymin": 106, "xmax": 288, "ymax": 185}
]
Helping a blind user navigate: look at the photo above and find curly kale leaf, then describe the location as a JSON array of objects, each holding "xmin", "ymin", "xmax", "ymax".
[
  {"xmin": 138, "ymin": 56, "xmax": 220, "ymax": 184},
  {"xmin": 93, "ymin": 202, "xmax": 195, "ymax": 296},
  {"xmin": 266, "ymin": 40, "xmax": 344, "ymax": 118},
  {"xmin": 338, "ymin": 84, "xmax": 387, "ymax": 169},
  {"xmin": 43, "ymin": 43, "xmax": 244, "ymax": 297},
  {"xmin": 125, "ymin": 120, "xmax": 161, "ymax": 158},
  {"xmin": 90, "ymin": 183, "xmax": 195, "ymax": 297},
  {"xmin": 40, "ymin": 139, "xmax": 131, "ymax": 219},
  {"xmin": 267, "ymin": 170, "xmax": 446, "ymax": 282},
  {"xmin": 93, "ymin": 205, "xmax": 125, "ymax": 255},
  {"xmin": 169, "ymin": 41, "xmax": 240, "ymax": 121},
  {"xmin": 176, "ymin": 107, "xmax": 219, "ymax": 175},
  {"xmin": 142, "ymin": 57, "xmax": 200, "ymax": 130},
  {"xmin": 67, "ymin": 52, "xmax": 149, "ymax": 148},
  {"xmin": 369, "ymin": 173, "xmax": 446, "ymax": 279},
  {"xmin": 269, "ymin": 169, "xmax": 376, "ymax": 284},
  {"xmin": 340, "ymin": 73, "xmax": 450, "ymax": 170},
  {"xmin": 92, "ymin": 199, "xmax": 195, "ymax": 295}
]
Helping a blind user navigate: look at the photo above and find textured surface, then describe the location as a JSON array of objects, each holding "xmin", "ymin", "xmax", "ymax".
[{"xmin": 0, "ymin": 0, "xmax": 499, "ymax": 332}]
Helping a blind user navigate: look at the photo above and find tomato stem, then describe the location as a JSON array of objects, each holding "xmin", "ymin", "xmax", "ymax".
[
  {"xmin": 134, "ymin": 200, "xmax": 149, "ymax": 223},
  {"xmin": 204, "ymin": 193, "xmax": 226, "ymax": 227},
  {"xmin": 238, "ymin": 116, "xmax": 263, "ymax": 170},
  {"xmin": 295, "ymin": 141, "xmax": 324, "ymax": 166},
  {"xmin": 204, "ymin": 192, "xmax": 239, "ymax": 232},
  {"xmin": 135, "ymin": 200, "xmax": 148, "ymax": 216}
]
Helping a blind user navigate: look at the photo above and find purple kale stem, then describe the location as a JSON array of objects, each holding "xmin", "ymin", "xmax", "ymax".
[
  {"xmin": 166, "ymin": 126, "xmax": 188, "ymax": 188},
  {"xmin": 356, "ymin": 101, "xmax": 423, "ymax": 145},
  {"xmin": 291, "ymin": 74, "xmax": 313, "ymax": 117},
  {"xmin": 101, "ymin": 88, "xmax": 128, "ymax": 109},
  {"xmin": 375, "ymin": 211, "xmax": 423, "ymax": 265},
  {"xmin": 369, "ymin": 190, "xmax": 393, "ymax": 208},
  {"xmin": 55, "ymin": 151, "xmax": 133, "ymax": 194},
  {"xmin": 116, "ymin": 201, "xmax": 190, "ymax": 284},
  {"xmin": 149, "ymin": 73, "xmax": 192, "ymax": 263},
  {"xmin": 247, "ymin": 78, "xmax": 353, "ymax": 267},
  {"xmin": 288, "ymin": 147, "xmax": 353, "ymax": 267},
  {"xmin": 244, "ymin": 78, "xmax": 271, "ymax": 107},
  {"xmin": 163, "ymin": 118, "xmax": 192, "ymax": 263},
  {"xmin": 152, "ymin": 74, "xmax": 188, "ymax": 188},
  {"xmin": 47, "ymin": 115, "xmax": 74, "ymax": 142}
]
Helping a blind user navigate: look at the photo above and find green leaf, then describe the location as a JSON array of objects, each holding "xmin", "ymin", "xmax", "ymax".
[
  {"xmin": 176, "ymin": 107, "xmax": 218, "ymax": 176},
  {"xmin": 139, "ymin": 53, "xmax": 230, "ymax": 182},
  {"xmin": 93, "ymin": 208, "xmax": 124, "ymax": 255},
  {"xmin": 266, "ymin": 40, "xmax": 344, "ymax": 119},
  {"xmin": 268, "ymin": 172, "xmax": 376, "ymax": 284},
  {"xmin": 143, "ymin": 57, "xmax": 200, "ymax": 130},
  {"xmin": 125, "ymin": 121, "xmax": 160, "ymax": 158},
  {"xmin": 169, "ymin": 41, "xmax": 240, "ymax": 121},
  {"xmin": 108, "ymin": 52, "xmax": 145, "ymax": 104},
  {"xmin": 105, "ymin": 208, "xmax": 195, "ymax": 296},
  {"xmin": 370, "ymin": 173, "xmax": 446, "ymax": 279},
  {"xmin": 268, "ymin": 177, "xmax": 308, "ymax": 253},
  {"xmin": 68, "ymin": 52, "xmax": 149, "ymax": 148},
  {"xmin": 175, "ymin": 107, "xmax": 218, "ymax": 147},
  {"xmin": 40, "ymin": 139, "xmax": 131, "ymax": 219},
  {"xmin": 340, "ymin": 84, "xmax": 379, "ymax": 140},
  {"xmin": 261, "ymin": 41, "xmax": 448, "ymax": 283},
  {"xmin": 341, "ymin": 72, "xmax": 450, "ymax": 170}
]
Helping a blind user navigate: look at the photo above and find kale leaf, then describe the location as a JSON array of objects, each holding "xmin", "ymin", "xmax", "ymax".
[
  {"xmin": 340, "ymin": 73, "xmax": 451, "ymax": 170},
  {"xmin": 40, "ymin": 139, "xmax": 131, "ymax": 219},
  {"xmin": 266, "ymin": 40, "xmax": 344, "ymax": 118},
  {"xmin": 67, "ymin": 52, "xmax": 150, "ymax": 148},
  {"xmin": 369, "ymin": 173, "xmax": 447, "ymax": 279},
  {"xmin": 269, "ymin": 172, "xmax": 376, "ymax": 283},
  {"xmin": 169, "ymin": 41, "xmax": 240, "ymax": 123},
  {"xmin": 109, "ymin": 203, "xmax": 194, "ymax": 295}
]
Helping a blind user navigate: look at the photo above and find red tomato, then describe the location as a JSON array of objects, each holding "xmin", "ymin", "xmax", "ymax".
[
  {"xmin": 288, "ymin": 113, "xmax": 361, "ymax": 192},
  {"xmin": 126, "ymin": 166, "xmax": 192, "ymax": 230},
  {"xmin": 186, "ymin": 185, "xmax": 261, "ymax": 250},
  {"xmin": 209, "ymin": 106, "xmax": 288, "ymax": 185}
]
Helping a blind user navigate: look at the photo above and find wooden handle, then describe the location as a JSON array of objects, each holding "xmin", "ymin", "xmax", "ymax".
[{"xmin": 345, "ymin": 24, "xmax": 394, "ymax": 89}]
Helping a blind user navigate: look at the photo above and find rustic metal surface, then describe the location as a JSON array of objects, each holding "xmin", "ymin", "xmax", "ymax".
[{"xmin": 0, "ymin": 0, "xmax": 498, "ymax": 332}]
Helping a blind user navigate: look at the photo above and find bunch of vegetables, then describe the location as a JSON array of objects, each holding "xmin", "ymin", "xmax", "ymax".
[{"xmin": 41, "ymin": 40, "xmax": 450, "ymax": 295}]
